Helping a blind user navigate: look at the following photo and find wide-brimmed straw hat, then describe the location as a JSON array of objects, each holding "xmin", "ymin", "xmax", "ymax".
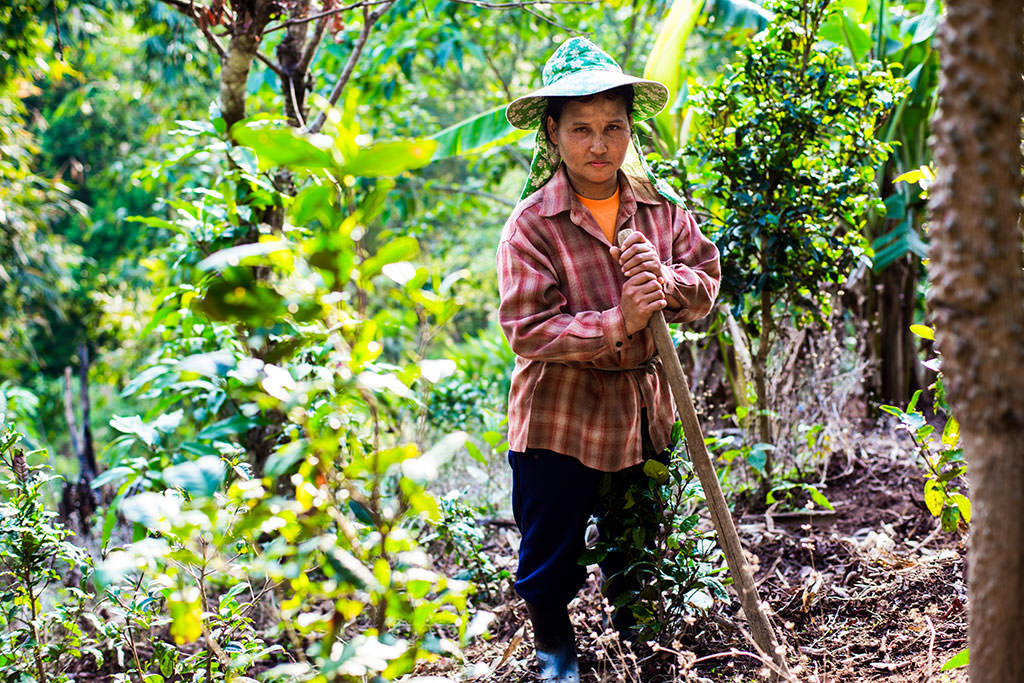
[
  {"xmin": 506, "ymin": 37, "xmax": 669, "ymax": 129},
  {"xmin": 506, "ymin": 37, "xmax": 682, "ymax": 205}
]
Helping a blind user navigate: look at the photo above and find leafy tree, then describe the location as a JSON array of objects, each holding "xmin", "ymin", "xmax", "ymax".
[
  {"xmin": 820, "ymin": 0, "xmax": 942, "ymax": 407},
  {"xmin": 688, "ymin": 0, "xmax": 905, "ymax": 481},
  {"xmin": 0, "ymin": 81, "xmax": 83, "ymax": 379}
]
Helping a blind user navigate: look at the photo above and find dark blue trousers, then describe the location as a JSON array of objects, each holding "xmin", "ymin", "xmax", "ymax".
[{"xmin": 508, "ymin": 447, "xmax": 659, "ymax": 610}]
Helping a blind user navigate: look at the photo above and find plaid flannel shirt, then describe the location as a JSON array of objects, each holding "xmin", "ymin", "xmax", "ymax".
[{"xmin": 497, "ymin": 166, "xmax": 721, "ymax": 472}]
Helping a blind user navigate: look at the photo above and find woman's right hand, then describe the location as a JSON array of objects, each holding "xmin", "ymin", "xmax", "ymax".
[{"xmin": 619, "ymin": 271, "xmax": 666, "ymax": 336}]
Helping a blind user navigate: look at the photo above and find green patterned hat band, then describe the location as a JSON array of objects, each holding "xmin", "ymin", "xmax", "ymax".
[{"xmin": 506, "ymin": 37, "xmax": 669, "ymax": 130}]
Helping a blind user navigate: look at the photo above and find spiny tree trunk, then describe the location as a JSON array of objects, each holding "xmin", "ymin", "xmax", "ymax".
[{"xmin": 929, "ymin": 2, "xmax": 1024, "ymax": 680}]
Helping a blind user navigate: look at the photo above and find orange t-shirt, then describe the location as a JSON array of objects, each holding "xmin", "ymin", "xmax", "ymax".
[{"xmin": 576, "ymin": 188, "xmax": 620, "ymax": 242}]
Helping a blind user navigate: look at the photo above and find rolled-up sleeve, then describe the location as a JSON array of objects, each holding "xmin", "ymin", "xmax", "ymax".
[
  {"xmin": 661, "ymin": 207, "xmax": 721, "ymax": 324},
  {"xmin": 498, "ymin": 240, "xmax": 628, "ymax": 363}
]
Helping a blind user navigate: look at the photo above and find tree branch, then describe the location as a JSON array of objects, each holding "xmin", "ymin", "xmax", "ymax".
[
  {"xmin": 423, "ymin": 182, "xmax": 517, "ymax": 208},
  {"xmin": 447, "ymin": 0, "xmax": 586, "ymax": 8},
  {"xmin": 255, "ymin": 49, "xmax": 285, "ymax": 77},
  {"xmin": 298, "ymin": 15, "xmax": 330, "ymax": 76},
  {"xmin": 441, "ymin": 0, "xmax": 589, "ymax": 30},
  {"xmin": 522, "ymin": 5, "xmax": 576, "ymax": 32},
  {"xmin": 156, "ymin": 0, "xmax": 228, "ymax": 61},
  {"xmin": 264, "ymin": 0, "xmax": 393, "ymax": 33},
  {"xmin": 305, "ymin": 1, "xmax": 395, "ymax": 135},
  {"xmin": 481, "ymin": 48, "xmax": 513, "ymax": 101}
]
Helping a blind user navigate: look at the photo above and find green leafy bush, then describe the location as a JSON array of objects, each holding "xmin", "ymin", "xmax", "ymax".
[
  {"xmin": 426, "ymin": 491, "xmax": 510, "ymax": 603},
  {"xmin": 85, "ymin": 101, "xmax": 475, "ymax": 680},
  {"xmin": 687, "ymin": 0, "xmax": 908, "ymax": 482},
  {"xmin": 0, "ymin": 426, "xmax": 96, "ymax": 681},
  {"xmin": 581, "ymin": 423, "xmax": 726, "ymax": 641},
  {"xmin": 880, "ymin": 324, "xmax": 969, "ymax": 534}
]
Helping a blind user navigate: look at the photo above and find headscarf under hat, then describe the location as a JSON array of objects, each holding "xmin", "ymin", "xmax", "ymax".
[{"xmin": 506, "ymin": 37, "xmax": 685, "ymax": 205}]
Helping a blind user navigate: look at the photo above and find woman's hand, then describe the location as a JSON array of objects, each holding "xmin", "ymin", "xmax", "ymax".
[
  {"xmin": 610, "ymin": 231, "xmax": 662, "ymax": 280},
  {"xmin": 611, "ymin": 231, "xmax": 683, "ymax": 309},
  {"xmin": 619, "ymin": 271, "xmax": 666, "ymax": 336}
]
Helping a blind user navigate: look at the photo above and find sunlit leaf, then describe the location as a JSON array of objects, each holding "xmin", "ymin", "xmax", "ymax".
[
  {"xmin": 168, "ymin": 586, "xmax": 203, "ymax": 644},
  {"xmin": 430, "ymin": 105, "xmax": 529, "ymax": 159},
  {"xmin": 941, "ymin": 416, "xmax": 960, "ymax": 448},
  {"xmin": 923, "ymin": 479, "xmax": 943, "ymax": 517},
  {"xmin": 121, "ymin": 365, "xmax": 170, "ymax": 398},
  {"xmin": 403, "ymin": 432, "xmax": 466, "ymax": 483},
  {"xmin": 176, "ymin": 350, "xmax": 237, "ymax": 378},
  {"xmin": 265, "ymin": 441, "xmax": 306, "ymax": 478},
  {"xmin": 909, "ymin": 324, "xmax": 934, "ymax": 340},
  {"xmin": 110, "ymin": 414, "xmax": 159, "ymax": 448},
  {"xmin": 940, "ymin": 503, "xmax": 960, "ymax": 532},
  {"xmin": 120, "ymin": 492, "xmax": 181, "ymax": 529},
  {"xmin": 196, "ymin": 413, "xmax": 259, "ymax": 441},
  {"xmin": 361, "ymin": 236, "xmax": 419, "ymax": 280},
  {"xmin": 806, "ymin": 485, "xmax": 834, "ymax": 511},
  {"xmin": 344, "ymin": 139, "xmax": 438, "ymax": 177},
  {"xmin": 91, "ymin": 465, "xmax": 136, "ymax": 489},
  {"xmin": 163, "ymin": 456, "xmax": 225, "ymax": 497},
  {"xmin": 911, "ymin": 0, "xmax": 942, "ymax": 45},
  {"xmin": 418, "ymin": 359, "xmax": 456, "ymax": 383},
  {"xmin": 197, "ymin": 240, "xmax": 291, "ymax": 272},
  {"xmin": 231, "ymin": 119, "xmax": 335, "ymax": 170},
  {"xmin": 948, "ymin": 493, "xmax": 971, "ymax": 524},
  {"xmin": 940, "ymin": 647, "xmax": 969, "ymax": 671},
  {"xmin": 644, "ymin": 0, "xmax": 705, "ymax": 144},
  {"xmin": 643, "ymin": 459, "xmax": 670, "ymax": 484},
  {"xmin": 324, "ymin": 548, "xmax": 378, "ymax": 590}
]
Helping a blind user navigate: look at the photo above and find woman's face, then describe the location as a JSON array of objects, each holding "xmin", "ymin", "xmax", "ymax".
[{"xmin": 546, "ymin": 95, "xmax": 630, "ymax": 200}]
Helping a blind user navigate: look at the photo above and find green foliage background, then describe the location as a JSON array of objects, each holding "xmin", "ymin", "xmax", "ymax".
[{"xmin": 0, "ymin": 0, "xmax": 948, "ymax": 679}]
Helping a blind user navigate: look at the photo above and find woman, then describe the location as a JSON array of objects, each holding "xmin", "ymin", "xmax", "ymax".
[{"xmin": 497, "ymin": 37, "xmax": 721, "ymax": 682}]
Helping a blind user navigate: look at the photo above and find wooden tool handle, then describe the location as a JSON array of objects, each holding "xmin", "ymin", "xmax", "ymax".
[{"xmin": 617, "ymin": 228, "xmax": 790, "ymax": 678}]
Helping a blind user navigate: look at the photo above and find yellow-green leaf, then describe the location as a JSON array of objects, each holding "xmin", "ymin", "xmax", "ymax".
[
  {"xmin": 924, "ymin": 479, "xmax": 943, "ymax": 517},
  {"xmin": 168, "ymin": 587, "xmax": 203, "ymax": 644},
  {"xmin": 940, "ymin": 647, "xmax": 969, "ymax": 671},
  {"xmin": 344, "ymin": 139, "xmax": 438, "ymax": 177},
  {"xmin": 909, "ymin": 324, "xmax": 934, "ymax": 340},
  {"xmin": 894, "ymin": 165, "xmax": 935, "ymax": 185},
  {"xmin": 949, "ymin": 493, "xmax": 971, "ymax": 524},
  {"xmin": 941, "ymin": 416, "xmax": 960, "ymax": 448}
]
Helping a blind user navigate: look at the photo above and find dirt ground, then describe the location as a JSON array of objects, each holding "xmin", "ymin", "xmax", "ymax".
[{"xmin": 417, "ymin": 429, "xmax": 970, "ymax": 683}]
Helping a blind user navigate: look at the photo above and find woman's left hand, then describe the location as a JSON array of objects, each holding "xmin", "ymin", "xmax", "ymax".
[{"xmin": 610, "ymin": 231, "xmax": 662, "ymax": 279}]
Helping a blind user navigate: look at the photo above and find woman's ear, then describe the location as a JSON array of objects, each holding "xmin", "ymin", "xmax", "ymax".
[{"xmin": 545, "ymin": 115, "xmax": 558, "ymax": 146}]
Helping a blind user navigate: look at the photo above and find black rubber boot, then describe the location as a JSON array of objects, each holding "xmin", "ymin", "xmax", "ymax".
[{"xmin": 526, "ymin": 602, "xmax": 580, "ymax": 683}]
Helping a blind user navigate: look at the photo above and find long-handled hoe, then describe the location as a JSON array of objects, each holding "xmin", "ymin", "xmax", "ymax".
[{"xmin": 618, "ymin": 228, "xmax": 791, "ymax": 681}]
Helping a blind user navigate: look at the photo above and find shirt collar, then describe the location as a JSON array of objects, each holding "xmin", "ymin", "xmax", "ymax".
[{"xmin": 538, "ymin": 164, "xmax": 662, "ymax": 220}]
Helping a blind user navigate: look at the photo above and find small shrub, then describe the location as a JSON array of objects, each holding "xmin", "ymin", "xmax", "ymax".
[
  {"xmin": 881, "ymin": 381, "xmax": 968, "ymax": 532},
  {"xmin": 0, "ymin": 426, "xmax": 96, "ymax": 681},
  {"xmin": 581, "ymin": 422, "xmax": 727, "ymax": 641}
]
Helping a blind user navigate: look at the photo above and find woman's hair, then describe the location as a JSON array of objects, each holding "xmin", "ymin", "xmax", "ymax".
[{"xmin": 544, "ymin": 85, "xmax": 636, "ymax": 127}]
